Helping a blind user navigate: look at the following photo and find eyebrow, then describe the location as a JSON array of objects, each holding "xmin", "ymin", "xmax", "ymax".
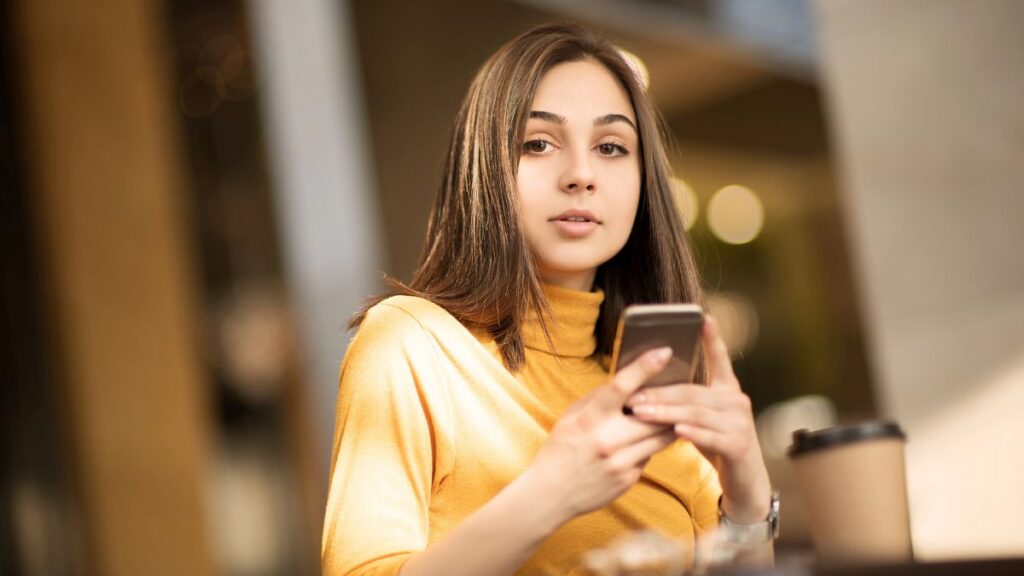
[
  {"xmin": 529, "ymin": 110, "xmax": 638, "ymax": 134},
  {"xmin": 595, "ymin": 113, "xmax": 638, "ymax": 133}
]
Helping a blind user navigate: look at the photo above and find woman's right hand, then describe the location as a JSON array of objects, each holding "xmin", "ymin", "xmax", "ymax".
[{"xmin": 525, "ymin": 347, "xmax": 678, "ymax": 521}]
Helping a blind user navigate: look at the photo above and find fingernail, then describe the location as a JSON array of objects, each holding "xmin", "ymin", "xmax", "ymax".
[
  {"xmin": 633, "ymin": 404, "xmax": 655, "ymax": 416},
  {"xmin": 632, "ymin": 392, "xmax": 647, "ymax": 404},
  {"xmin": 654, "ymin": 347, "xmax": 672, "ymax": 364}
]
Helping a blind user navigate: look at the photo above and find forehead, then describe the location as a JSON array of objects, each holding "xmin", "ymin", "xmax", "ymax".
[{"xmin": 530, "ymin": 59, "xmax": 636, "ymax": 121}]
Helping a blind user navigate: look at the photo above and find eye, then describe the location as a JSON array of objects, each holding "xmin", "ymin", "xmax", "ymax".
[
  {"xmin": 597, "ymin": 142, "xmax": 629, "ymax": 157},
  {"xmin": 523, "ymin": 139, "xmax": 553, "ymax": 154}
]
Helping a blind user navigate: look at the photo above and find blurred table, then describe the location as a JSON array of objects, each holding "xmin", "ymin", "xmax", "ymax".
[{"xmin": 719, "ymin": 557, "xmax": 1024, "ymax": 576}]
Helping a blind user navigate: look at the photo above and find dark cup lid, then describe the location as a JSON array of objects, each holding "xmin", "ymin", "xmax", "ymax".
[{"xmin": 787, "ymin": 421, "xmax": 906, "ymax": 458}]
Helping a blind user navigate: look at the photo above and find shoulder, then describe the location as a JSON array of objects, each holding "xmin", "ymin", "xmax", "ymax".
[
  {"xmin": 347, "ymin": 294, "xmax": 499, "ymax": 378},
  {"xmin": 347, "ymin": 295, "xmax": 469, "ymax": 362},
  {"xmin": 359, "ymin": 295, "xmax": 462, "ymax": 340},
  {"xmin": 338, "ymin": 297, "xmax": 451, "ymax": 400}
]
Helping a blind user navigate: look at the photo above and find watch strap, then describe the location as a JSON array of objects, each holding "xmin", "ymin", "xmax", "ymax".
[{"xmin": 717, "ymin": 490, "xmax": 780, "ymax": 544}]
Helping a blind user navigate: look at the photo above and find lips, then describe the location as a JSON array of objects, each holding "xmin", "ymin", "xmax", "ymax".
[
  {"xmin": 549, "ymin": 209, "xmax": 602, "ymax": 224},
  {"xmin": 548, "ymin": 209, "xmax": 601, "ymax": 239}
]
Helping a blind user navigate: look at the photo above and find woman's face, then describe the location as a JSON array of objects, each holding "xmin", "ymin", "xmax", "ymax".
[{"xmin": 517, "ymin": 58, "xmax": 642, "ymax": 292}]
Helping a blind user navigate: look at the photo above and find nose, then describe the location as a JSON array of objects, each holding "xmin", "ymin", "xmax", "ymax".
[{"xmin": 559, "ymin": 148, "xmax": 596, "ymax": 194}]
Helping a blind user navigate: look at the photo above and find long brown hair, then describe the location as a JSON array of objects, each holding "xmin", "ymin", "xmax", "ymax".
[{"xmin": 353, "ymin": 23, "xmax": 704, "ymax": 376}]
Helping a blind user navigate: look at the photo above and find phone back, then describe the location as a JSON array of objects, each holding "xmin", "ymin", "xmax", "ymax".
[{"xmin": 611, "ymin": 304, "xmax": 704, "ymax": 387}]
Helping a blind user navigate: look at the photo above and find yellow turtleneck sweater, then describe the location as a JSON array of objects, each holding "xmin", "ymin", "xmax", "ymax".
[{"xmin": 322, "ymin": 285, "xmax": 722, "ymax": 575}]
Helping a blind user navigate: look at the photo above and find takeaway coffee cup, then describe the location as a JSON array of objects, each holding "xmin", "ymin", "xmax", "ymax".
[{"xmin": 787, "ymin": 421, "xmax": 912, "ymax": 565}]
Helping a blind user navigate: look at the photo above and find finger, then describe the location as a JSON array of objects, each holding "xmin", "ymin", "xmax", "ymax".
[
  {"xmin": 674, "ymin": 423, "xmax": 724, "ymax": 454},
  {"xmin": 674, "ymin": 422, "xmax": 750, "ymax": 461},
  {"xmin": 628, "ymin": 383, "xmax": 734, "ymax": 410},
  {"xmin": 630, "ymin": 404, "xmax": 736, "ymax": 430},
  {"xmin": 595, "ymin": 347, "xmax": 672, "ymax": 413},
  {"xmin": 630, "ymin": 403, "xmax": 712, "ymax": 426},
  {"xmin": 592, "ymin": 415, "xmax": 669, "ymax": 457},
  {"xmin": 703, "ymin": 315, "xmax": 739, "ymax": 388},
  {"xmin": 607, "ymin": 430, "xmax": 677, "ymax": 470}
]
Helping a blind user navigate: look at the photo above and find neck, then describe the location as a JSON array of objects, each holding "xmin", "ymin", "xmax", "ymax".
[
  {"xmin": 537, "ymin": 269, "xmax": 596, "ymax": 293},
  {"xmin": 521, "ymin": 282, "xmax": 604, "ymax": 358}
]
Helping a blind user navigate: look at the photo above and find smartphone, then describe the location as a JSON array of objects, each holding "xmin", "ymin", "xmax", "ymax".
[{"xmin": 609, "ymin": 303, "xmax": 705, "ymax": 387}]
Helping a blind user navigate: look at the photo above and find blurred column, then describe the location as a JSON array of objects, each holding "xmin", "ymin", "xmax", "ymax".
[
  {"xmin": 246, "ymin": 0, "xmax": 383, "ymax": 488},
  {"xmin": 15, "ymin": 0, "xmax": 214, "ymax": 575},
  {"xmin": 815, "ymin": 0, "xmax": 1024, "ymax": 560}
]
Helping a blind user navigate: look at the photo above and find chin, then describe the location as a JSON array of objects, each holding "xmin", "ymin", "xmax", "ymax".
[{"xmin": 531, "ymin": 238, "xmax": 626, "ymax": 277}]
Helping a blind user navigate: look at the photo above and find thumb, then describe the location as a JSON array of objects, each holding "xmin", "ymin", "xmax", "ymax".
[
  {"xmin": 595, "ymin": 347, "xmax": 672, "ymax": 412},
  {"xmin": 703, "ymin": 315, "xmax": 739, "ymax": 389}
]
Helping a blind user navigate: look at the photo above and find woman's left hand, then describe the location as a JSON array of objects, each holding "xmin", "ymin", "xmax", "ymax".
[{"xmin": 625, "ymin": 315, "xmax": 772, "ymax": 523}]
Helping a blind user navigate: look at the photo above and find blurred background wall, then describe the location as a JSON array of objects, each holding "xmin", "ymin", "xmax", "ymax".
[
  {"xmin": 1, "ymin": 0, "xmax": 1020, "ymax": 574},
  {"xmin": 6, "ymin": 0, "xmax": 215, "ymax": 574},
  {"xmin": 814, "ymin": 0, "xmax": 1024, "ymax": 559}
]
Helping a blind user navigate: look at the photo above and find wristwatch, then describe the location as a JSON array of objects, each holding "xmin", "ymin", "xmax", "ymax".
[{"xmin": 717, "ymin": 491, "xmax": 780, "ymax": 544}]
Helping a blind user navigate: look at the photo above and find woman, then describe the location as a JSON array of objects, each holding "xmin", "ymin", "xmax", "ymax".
[{"xmin": 322, "ymin": 23, "xmax": 774, "ymax": 575}]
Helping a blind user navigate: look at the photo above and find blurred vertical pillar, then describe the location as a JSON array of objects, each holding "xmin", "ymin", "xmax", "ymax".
[
  {"xmin": 247, "ymin": 0, "xmax": 383, "ymax": 514},
  {"xmin": 815, "ymin": 0, "xmax": 1024, "ymax": 559},
  {"xmin": 15, "ymin": 0, "xmax": 214, "ymax": 574}
]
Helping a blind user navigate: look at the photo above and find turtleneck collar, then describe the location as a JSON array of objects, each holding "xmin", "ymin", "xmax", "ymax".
[{"xmin": 522, "ymin": 283, "xmax": 605, "ymax": 358}]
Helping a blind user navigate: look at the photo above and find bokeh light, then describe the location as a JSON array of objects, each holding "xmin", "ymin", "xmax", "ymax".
[
  {"xmin": 706, "ymin": 291, "xmax": 759, "ymax": 356},
  {"xmin": 755, "ymin": 395, "xmax": 838, "ymax": 461},
  {"xmin": 179, "ymin": 66, "xmax": 226, "ymax": 118},
  {"xmin": 221, "ymin": 50, "xmax": 259, "ymax": 101},
  {"xmin": 211, "ymin": 285, "xmax": 293, "ymax": 403},
  {"xmin": 707, "ymin": 184, "xmax": 765, "ymax": 244}
]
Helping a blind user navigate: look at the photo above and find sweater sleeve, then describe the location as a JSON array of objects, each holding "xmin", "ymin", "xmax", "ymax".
[{"xmin": 322, "ymin": 302, "xmax": 453, "ymax": 576}]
